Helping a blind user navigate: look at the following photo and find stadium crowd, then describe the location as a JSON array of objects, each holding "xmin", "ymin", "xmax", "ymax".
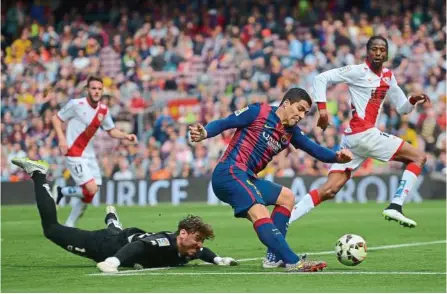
[{"xmin": 1, "ymin": 0, "xmax": 446, "ymax": 182}]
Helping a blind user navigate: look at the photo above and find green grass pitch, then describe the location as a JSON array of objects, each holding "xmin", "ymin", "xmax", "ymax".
[{"xmin": 2, "ymin": 201, "xmax": 446, "ymax": 292}]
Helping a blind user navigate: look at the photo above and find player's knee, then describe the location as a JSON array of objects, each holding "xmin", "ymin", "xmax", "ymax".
[
  {"xmin": 415, "ymin": 153, "xmax": 427, "ymax": 167},
  {"xmin": 276, "ymin": 188, "xmax": 295, "ymax": 209},
  {"xmin": 82, "ymin": 184, "xmax": 97, "ymax": 203},
  {"xmin": 43, "ymin": 225, "xmax": 56, "ymax": 241},
  {"xmin": 85, "ymin": 182, "xmax": 98, "ymax": 194},
  {"xmin": 319, "ymin": 184, "xmax": 342, "ymax": 200},
  {"xmin": 320, "ymin": 188, "xmax": 336, "ymax": 200}
]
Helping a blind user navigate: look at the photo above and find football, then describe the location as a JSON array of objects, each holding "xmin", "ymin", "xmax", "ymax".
[{"xmin": 335, "ymin": 234, "xmax": 368, "ymax": 266}]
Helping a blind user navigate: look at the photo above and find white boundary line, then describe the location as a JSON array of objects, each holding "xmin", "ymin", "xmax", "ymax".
[
  {"xmin": 90, "ymin": 271, "xmax": 446, "ymax": 277},
  {"xmin": 237, "ymin": 239, "xmax": 447, "ymax": 262},
  {"xmin": 88, "ymin": 239, "xmax": 446, "ymax": 276}
]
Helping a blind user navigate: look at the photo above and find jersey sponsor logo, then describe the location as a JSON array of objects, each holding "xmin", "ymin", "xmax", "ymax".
[
  {"xmin": 156, "ymin": 238, "xmax": 170, "ymax": 247},
  {"xmin": 262, "ymin": 132, "xmax": 281, "ymax": 152},
  {"xmin": 235, "ymin": 106, "xmax": 249, "ymax": 116}
]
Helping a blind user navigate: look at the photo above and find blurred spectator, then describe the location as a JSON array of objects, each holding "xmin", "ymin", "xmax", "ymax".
[{"xmin": 1, "ymin": 0, "xmax": 445, "ymax": 181}]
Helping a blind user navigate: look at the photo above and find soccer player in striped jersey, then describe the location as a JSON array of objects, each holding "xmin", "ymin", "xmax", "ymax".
[
  {"xmin": 52, "ymin": 76, "xmax": 138, "ymax": 227},
  {"xmin": 289, "ymin": 36, "xmax": 430, "ymax": 228},
  {"xmin": 189, "ymin": 87, "xmax": 353, "ymax": 271}
]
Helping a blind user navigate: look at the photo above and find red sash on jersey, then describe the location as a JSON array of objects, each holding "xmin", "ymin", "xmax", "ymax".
[
  {"xmin": 349, "ymin": 70, "xmax": 392, "ymax": 134},
  {"xmin": 66, "ymin": 104, "xmax": 108, "ymax": 157}
]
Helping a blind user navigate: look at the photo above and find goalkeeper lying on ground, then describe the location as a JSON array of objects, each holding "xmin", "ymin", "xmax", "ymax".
[{"xmin": 11, "ymin": 157, "xmax": 239, "ymax": 273}]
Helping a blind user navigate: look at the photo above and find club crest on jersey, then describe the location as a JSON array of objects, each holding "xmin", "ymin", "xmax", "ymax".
[
  {"xmin": 280, "ymin": 134, "xmax": 291, "ymax": 145},
  {"xmin": 98, "ymin": 114, "xmax": 104, "ymax": 121},
  {"xmin": 381, "ymin": 77, "xmax": 390, "ymax": 85}
]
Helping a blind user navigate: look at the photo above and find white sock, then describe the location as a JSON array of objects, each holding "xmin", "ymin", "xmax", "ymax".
[
  {"xmin": 391, "ymin": 163, "xmax": 421, "ymax": 206},
  {"xmin": 65, "ymin": 198, "xmax": 87, "ymax": 227},
  {"xmin": 61, "ymin": 186, "xmax": 83, "ymax": 198},
  {"xmin": 289, "ymin": 190, "xmax": 321, "ymax": 224}
]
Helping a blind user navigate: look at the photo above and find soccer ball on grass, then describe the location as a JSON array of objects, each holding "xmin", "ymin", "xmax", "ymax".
[{"xmin": 335, "ymin": 234, "xmax": 367, "ymax": 266}]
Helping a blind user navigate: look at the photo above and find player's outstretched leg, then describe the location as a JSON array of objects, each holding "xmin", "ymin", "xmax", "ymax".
[
  {"xmin": 12, "ymin": 157, "xmax": 105, "ymax": 259},
  {"xmin": 263, "ymin": 187, "xmax": 294, "ymax": 268},
  {"xmin": 383, "ymin": 142, "xmax": 426, "ymax": 228},
  {"xmin": 11, "ymin": 157, "xmax": 57, "ymax": 229},
  {"xmin": 248, "ymin": 204, "xmax": 327, "ymax": 272},
  {"xmin": 289, "ymin": 171, "xmax": 350, "ymax": 223},
  {"xmin": 105, "ymin": 205, "xmax": 123, "ymax": 231}
]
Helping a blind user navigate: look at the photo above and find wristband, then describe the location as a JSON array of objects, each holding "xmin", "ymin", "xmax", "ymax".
[{"xmin": 317, "ymin": 102, "xmax": 327, "ymax": 110}]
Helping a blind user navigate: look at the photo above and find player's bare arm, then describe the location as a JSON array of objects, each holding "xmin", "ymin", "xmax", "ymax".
[
  {"xmin": 51, "ymin": 113, "xmax": 68, "ymax": 155},
  {"xmin": 107, "ymin": 128, "xmax": 138, "ymax": 144},
  {"xmin": 316, "ymin": 106, "xmax": 332, "ymax": 131}
]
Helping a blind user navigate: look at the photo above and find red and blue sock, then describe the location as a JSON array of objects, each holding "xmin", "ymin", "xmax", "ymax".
[
  {"xmin": 254, "ymin": 218, "xmax": 299, "ymax": 265},
  {"xmin": 266, "ymin": 205, "xmax": 291, "ymax": 262}
]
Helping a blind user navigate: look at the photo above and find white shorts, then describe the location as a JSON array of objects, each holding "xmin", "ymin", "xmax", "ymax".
[
  {"xmin": 330, "ymin": 128, "xmax": 404, "ymax": 173},
  {"xmin": 66, "ymin": 157, "xmax": 102, "ymax": 186}
]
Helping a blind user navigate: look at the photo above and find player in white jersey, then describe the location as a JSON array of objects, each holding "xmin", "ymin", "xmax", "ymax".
[
  {"xmin": 52, "ymin": 76, "xmax": 138, "ymax": 227},
  {"xmin": 289, "ymin": 36, "xmax": 430, "ymax": 228}
]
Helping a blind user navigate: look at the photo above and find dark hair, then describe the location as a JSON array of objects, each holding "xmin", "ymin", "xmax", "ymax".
[
  {"xmin": 366, "ymin": 36, "xmax": 388, "ymax": 52},
  {"xmin": 176, "ymin": 215, "xmax": 215, "ymax": 240},
  {"xmin": 280, "ymin": 87, "xmax": 312, "ymax": 106},
  {"xmin": 87, "ymin": 76, "xmax": 103, "ymax": 87}
]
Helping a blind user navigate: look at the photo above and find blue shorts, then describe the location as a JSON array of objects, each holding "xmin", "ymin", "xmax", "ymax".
[{"xmin": 211, "ymin": 162, "xmax": 283, "ymax": 218}]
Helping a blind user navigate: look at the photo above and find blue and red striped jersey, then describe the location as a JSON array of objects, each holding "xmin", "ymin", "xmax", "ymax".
[{"xmin": 204, "ymin": 103, "xmax": 337, "ymax": 177}]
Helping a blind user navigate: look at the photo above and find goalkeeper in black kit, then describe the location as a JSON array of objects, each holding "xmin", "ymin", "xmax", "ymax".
[{"xmin": 11, "ymin": 157, "xmax": 239, "ymax": 273}]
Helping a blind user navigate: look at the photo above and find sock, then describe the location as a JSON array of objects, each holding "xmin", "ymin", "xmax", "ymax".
[
  {"xmin": 391, "ymin": 163, "xmax": 421, "ymax": 206},
  {"xmin": 31, "ymin": 172, "xmax": 58, "ymax": 228},
  {"xmin": 266, "ymin": 206, "xmax": 291, "ymax": 262},
  {"xmin": 289, "ymin": 190, "xmax": 321, "ymax": 223},
  {"xmin": 65, "ymin": 198, "xmax": 87, "ymax": 227},
  {"xmin": 254, "ymin": 218, "xmax": 299, "ymax": 265},
  {"xmin": 61, "ymin": 186, "xmax": 83, "ymax": 198},
  {"xmin": 81, "ymin": 186, "xmax": 96, "ymax": 203}
]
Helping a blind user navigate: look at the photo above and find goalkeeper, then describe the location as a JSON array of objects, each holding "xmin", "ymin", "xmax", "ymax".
[{"xmin": 11, "ymin": 157, "xmax": 239, "ymax": 273}]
